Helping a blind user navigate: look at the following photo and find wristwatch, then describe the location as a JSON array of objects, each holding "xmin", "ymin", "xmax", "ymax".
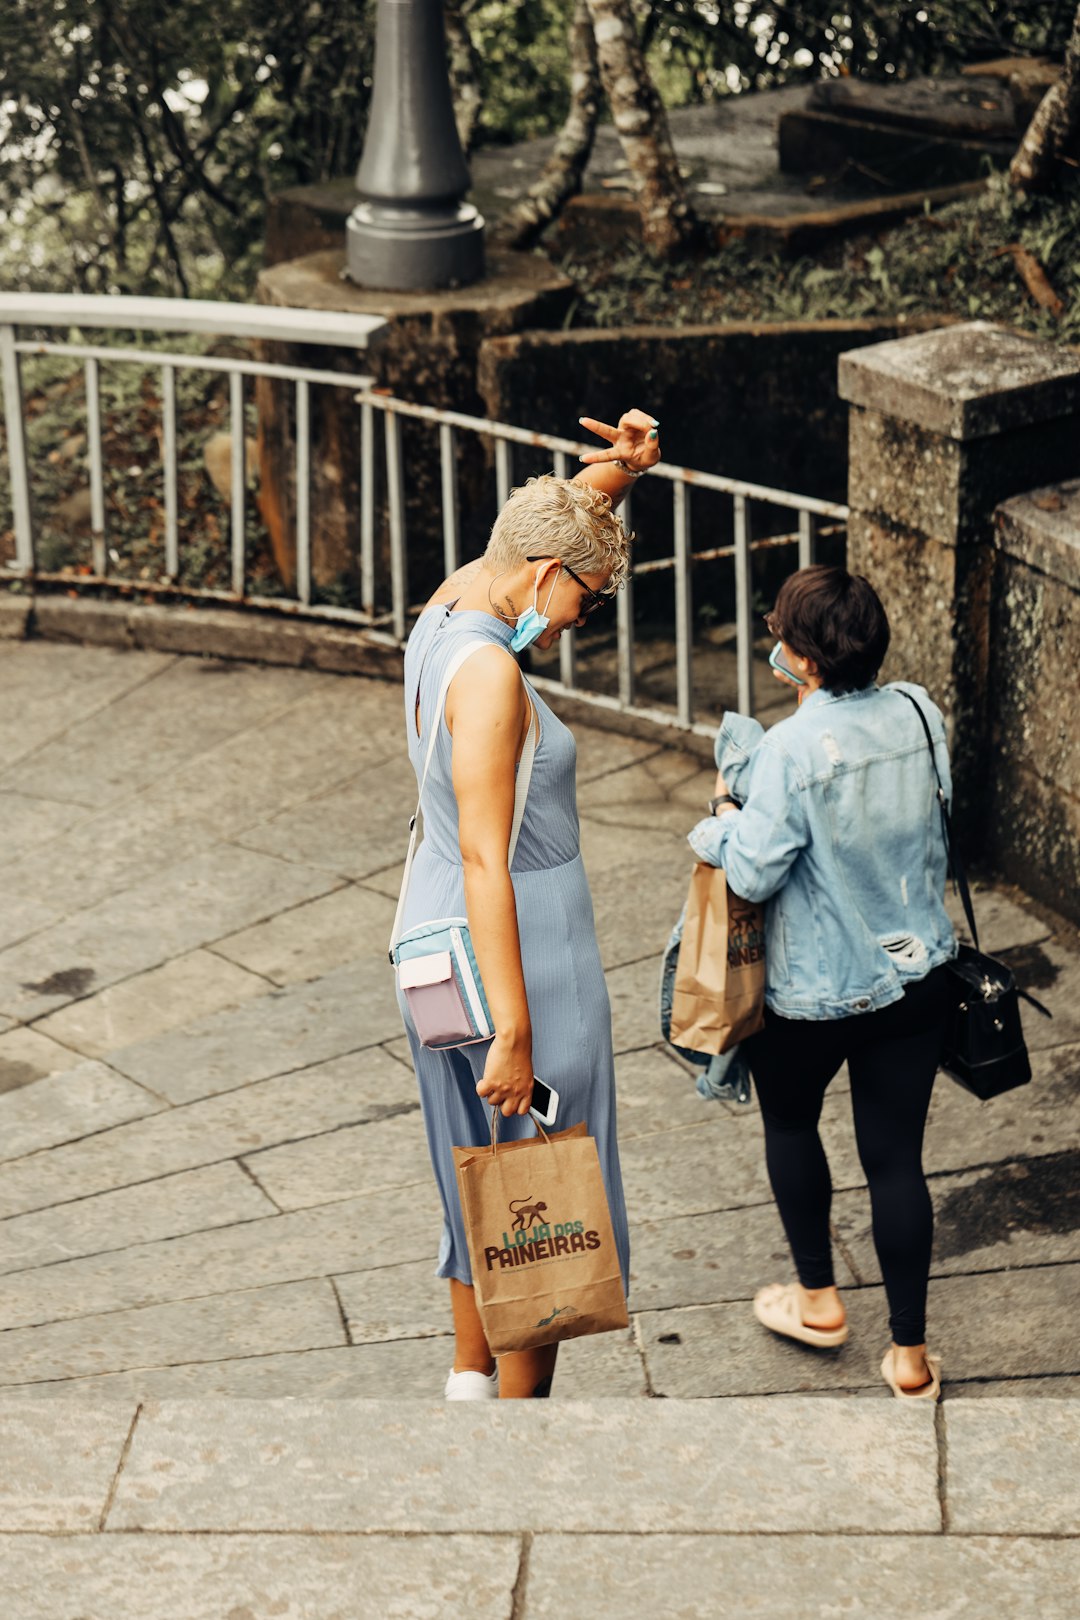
[{"xmin": 708, "ymin": 794, "xmax": 739, "ymax": 814}]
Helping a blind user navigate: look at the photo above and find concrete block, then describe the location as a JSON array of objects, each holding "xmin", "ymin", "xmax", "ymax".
[
  {"xmin": 581, "ymin": 818, "xmax": 693, "ymax": 972},
  {"xmin": 0, "ymin": 1047, "xmax": 414, "ymax": 1219},
  {"xmin": 244, "ymin": 1108, "xmax": 428, "ymax": 1212},
  {"xmin": 0, "ymin": 1179, "xmax": 443, "ymax": 1331},
  {"xmin": 618, "ymin": 1115, "xmax": 773, "ymax": 1224},
  {"xmin": 0, "ymin": 1533, "xmax": 521, "ymax": 1620},
  {"xmin": 944, "ymin": 880, "xmax": 1053, "ymax": 952},
  {"xmin": 0, "ymin": 845, "xmax": 339, "ymax": 1021},
  {"xmin": 35, "ymin": 948, "xmax": 270, "ymax": 1060},
  {"xmin": 614, "ymin": 1046, "xmax": 730, "ymax": 1141},
  {"xmin": 0, "ymin": 594, "xmax": 30, "ymax": 639},
  {"xmin": 0, "ymin": 1059, "xmax": 162, "ymax": 1165},
  {"xmin": 997, "ymin": 475, "xmax": 1080, "ymax": 592},
  {"xmin": 0, "ymin": 1403, "xmax": 134, "ymax": 1529},
  {"xmin": 335, "ymin": 1259, "xmax": 448, "ymax": 1344},
  {"xmin": 0, "ymin": 1160, "xmax": 274, "ymax": 1278},
  {"xmin": 109, "ymin": 1397, "xmax": 938, "ymax": 1533},
  {"xmin": 839, "ymin": 322, "xmax": 1080, "ymax": 440},
  {"xmin": 214, "ymin": 882, "xmax": 398, "ymax": 984},
  {"xmin": 924, "ymin": 1267, "xmax": 1080, "ymax": 1385},
  {"xmin": 947, "ymin": 1398, "xmax": 1080, "ymax": 1533},
  {"xmin": 0, "ymin": 1277, "xmax": 344, "ymax": 1388},
  {"xmin": 606, "ymin": 954, "xmax": 668, "ymax": 1054},
  {"xmin": 526, "ymin": 1534, "xmax": 1080, "ymax": 1620},
  {"xmin": 30, "ymin": 597, "xmax": 135, "ymax": 649},
  {"xmin": 108, "ymin": 957, "xmax": 401, "ymax": 1106}
]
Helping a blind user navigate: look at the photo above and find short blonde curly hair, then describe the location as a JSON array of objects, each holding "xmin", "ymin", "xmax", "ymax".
[{"xmin": 484, "ymin": 475, "xmax": 631, "ymax": 593}]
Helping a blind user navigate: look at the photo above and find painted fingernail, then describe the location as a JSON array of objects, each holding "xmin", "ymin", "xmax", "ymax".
[
  {"xmin": 650, "ymin": 418, "xmax": 660, "ymax": 426},
  {"xmin": 578, "ymin": 454, "xmax": 588, "ymax": 462},
  {"xmin": 649, "ymin": 429, "xmax": 658, "ymax": 440}
]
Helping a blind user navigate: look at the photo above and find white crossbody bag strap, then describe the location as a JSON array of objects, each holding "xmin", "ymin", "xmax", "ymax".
[{"xmin": 389, "ymin": 641, "xmax": 537, "ymax": 958}]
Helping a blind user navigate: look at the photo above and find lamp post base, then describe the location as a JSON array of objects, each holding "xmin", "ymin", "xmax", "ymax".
[{"xmin": 345, "ymin": 202, "xmax": 485, "ymax": 292}]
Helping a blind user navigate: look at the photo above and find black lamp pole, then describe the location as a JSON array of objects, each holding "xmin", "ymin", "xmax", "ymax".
[{"xmin": 345, "ymin": 0, "xmax": 485, "ymax": 290}]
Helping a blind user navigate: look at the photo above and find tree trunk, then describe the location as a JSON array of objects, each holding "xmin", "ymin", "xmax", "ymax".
[
  {"xmin": 1010, "ymin": 2, "xmax": 1080, "ymax": 191},
  {"xmin": 445, "ymin": 0, "xmax": 482, "ymax": 156},
  {"xmin": 498, "ymin": 0, "xmax": 600, "ymax": 251},
  {"xmin": 584, "ymin": 0, "xmax": 700, "ymax": 259}
]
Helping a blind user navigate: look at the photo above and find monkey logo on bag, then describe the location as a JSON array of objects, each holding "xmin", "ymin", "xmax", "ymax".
[
  {"xmin": 508, "ymin": 1196, "xmax": 547, "ymax": 1231},
  {"xmin": 483, "ymin": 1199, "xmax": 603, "ymax": 1272}
]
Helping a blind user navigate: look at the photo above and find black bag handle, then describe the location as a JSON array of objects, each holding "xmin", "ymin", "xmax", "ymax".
[{"xmin": 899, "ymin": 689, "xmax": 1051, "ymax": 1018}]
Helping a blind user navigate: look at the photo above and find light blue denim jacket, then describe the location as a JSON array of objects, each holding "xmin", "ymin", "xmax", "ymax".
[{"xmin": 687, "ymin": 681, "xmax": 957, "ymax": 1021}]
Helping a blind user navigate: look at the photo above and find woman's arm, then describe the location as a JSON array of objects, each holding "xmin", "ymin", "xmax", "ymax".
[{"xmin": 448, "ymin": 646, "xmax": 535, "ymax": 1117}]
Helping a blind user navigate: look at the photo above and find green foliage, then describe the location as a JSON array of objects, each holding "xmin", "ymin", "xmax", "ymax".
[
  {"xmin": 0, "ymin": 0, "xmax": 375, "ymax": 296},
  {"xmin": 557, "ymin": 173, "xmax": 1080, "ymax": 340}
]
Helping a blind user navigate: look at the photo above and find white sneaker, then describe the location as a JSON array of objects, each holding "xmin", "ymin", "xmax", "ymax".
[{"xmin": 444, "ymin": 1366, "xmax": 499, "ymax": 1401}]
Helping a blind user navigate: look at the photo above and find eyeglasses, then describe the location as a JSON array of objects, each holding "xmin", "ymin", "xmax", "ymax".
[{"xmin": 526, "ymin": 556, "xmax": 614, "ymax": 615}]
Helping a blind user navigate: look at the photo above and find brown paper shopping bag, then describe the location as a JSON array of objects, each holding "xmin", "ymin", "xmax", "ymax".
[
  {"xmin": 669, "ymin": 862, "xmax": 765, "ymax": 1054},
  {"xmin": 453, "ymin": 1116, "xmax": 628, "ymax": 1355}
]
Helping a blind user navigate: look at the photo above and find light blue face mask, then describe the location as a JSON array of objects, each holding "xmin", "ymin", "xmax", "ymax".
[{"xmin": 510, "ymin": 568, "xmax": 560, "ymax": 653}]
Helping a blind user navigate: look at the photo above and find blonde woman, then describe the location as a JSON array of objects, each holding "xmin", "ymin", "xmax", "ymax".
[{"xmin": 398, "ymin": 409, "xmax": 659, "ymax": 1399}]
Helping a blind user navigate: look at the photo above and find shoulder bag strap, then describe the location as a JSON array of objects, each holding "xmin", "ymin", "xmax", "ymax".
[
  {"xmin": 897, "ymin": 689, "xmax": 981, "ymax": 953},
  {"xmin": 389, "ymin": 640, "xmax": 537, "ymax": 957}
]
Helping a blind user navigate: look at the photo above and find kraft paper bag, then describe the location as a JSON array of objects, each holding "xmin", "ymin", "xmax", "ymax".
[
  {"xmin": 669, "ymin": 862, "xmax": 765, "ymax": 1054},
  {"xmin": 453, "ymin": 1117, "xmax": 628, "ymax": 1355}
]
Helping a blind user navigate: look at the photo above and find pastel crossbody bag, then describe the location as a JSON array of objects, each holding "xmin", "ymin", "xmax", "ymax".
[{"xmin": 389, "ymin": 639, "xmax": 537, "ymax": 1050}]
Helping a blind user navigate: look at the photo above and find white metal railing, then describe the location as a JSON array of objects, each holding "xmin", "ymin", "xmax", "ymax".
[
  {"xmin": 0, "ymin": 293, "xmax": 386, "ymax": 606},
  {"xmin": 0, "ymin": 293, "xmax": 848, "ymax": 736}
]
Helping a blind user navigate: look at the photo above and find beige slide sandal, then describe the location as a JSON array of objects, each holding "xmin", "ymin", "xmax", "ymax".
[
  {"xmin": 752, "ymin": 1282, "xmax": 849, "ymax": 1348},
  {"xmin": 881, "ymin": 1347, "xmax": 942, "ymax": 1401}
]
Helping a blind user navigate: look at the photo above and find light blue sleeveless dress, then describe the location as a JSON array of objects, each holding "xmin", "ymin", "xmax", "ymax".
[{"xmin": 398, "ymin": 603, "xmax": 630, "ymax": 1292}]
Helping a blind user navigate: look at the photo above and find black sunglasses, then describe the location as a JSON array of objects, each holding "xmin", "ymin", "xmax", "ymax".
[{"xmin": 526, "ymin": 556, "xmax": 612, "ymax": 615}]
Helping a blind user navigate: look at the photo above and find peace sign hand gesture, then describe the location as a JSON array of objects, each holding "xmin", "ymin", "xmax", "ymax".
[{"xmin": 578, "ymin": 407, "xmax": 661, "ymax": 474}]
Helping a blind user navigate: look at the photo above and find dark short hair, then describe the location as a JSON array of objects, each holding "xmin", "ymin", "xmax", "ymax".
[{"xmin": 769, "ymin": 566, "xmax": 890, "ymax": 693}]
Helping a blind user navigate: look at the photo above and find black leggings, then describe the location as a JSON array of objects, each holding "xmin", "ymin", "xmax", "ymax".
[{"xmin": 745, "ymin": 966, "xmax": 950, "ymax": 1346}]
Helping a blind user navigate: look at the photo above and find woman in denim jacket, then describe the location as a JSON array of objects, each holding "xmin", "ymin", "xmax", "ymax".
[{"xmin": 687, "ymin": 565, "xmax": 956, "ymax": 1399}]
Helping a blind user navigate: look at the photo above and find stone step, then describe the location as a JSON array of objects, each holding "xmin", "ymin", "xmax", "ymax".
[{"xmin": 3, "ymin": 1396, "xmax": 1079, "ymax": 1618}]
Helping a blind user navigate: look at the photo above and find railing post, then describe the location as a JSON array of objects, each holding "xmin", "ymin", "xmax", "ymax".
[
  {"xmin": 616, "ymin": 485, "xmax": 635, "ymax": 707},
  {"xmin": 439, "ymin": 422, "xmax": 461, "ymax": 577},
  {"xmin": 229, "ymin": 371, "xmax": 246, "ymax": 595},
  {"xmin": 295, "ymin": 378, "xmax": 312, "ymax": 607},
  {"xmin": 734, "ymin": 495, "xmax": 754, "ymax": 717},
  {"xmin": 798, "ymin": 508, "xmax": 817, "ymax": 570},
  {"xmin": 85, "ymin": 356, "xmax": 107, "ymax": 576},
  {"xmin": 673, "ymin": 481, "xmax": 693, "ymax": 726},
  {"xmin": 360, "ymin": 399, "xmax": 376, "ymax": 615},
  {"xmin": 161, "ymin": 364, "xmax": 179, "ymax": 580},
  {"xmin": 385, "ymin": 409, "xmax": 408, "ymax": 641},
  {"xmin": 0, "ymin": 324, "xmax": 34, "ymax": 571}
]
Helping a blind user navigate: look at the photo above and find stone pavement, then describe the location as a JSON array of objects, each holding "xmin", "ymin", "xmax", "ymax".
[{"xmin": 0, "ymin": 639, "xmax": 1078, "ymax": 1614}]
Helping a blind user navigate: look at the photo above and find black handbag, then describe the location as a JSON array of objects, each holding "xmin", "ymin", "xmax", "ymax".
[{"xmin": 901, "ymin": 692, "xmax": 1051, "ymax": 1100}]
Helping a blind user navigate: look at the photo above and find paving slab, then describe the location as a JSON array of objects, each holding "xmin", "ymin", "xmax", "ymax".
[
  {"xmin": 568, "ymin": 728, "xmax": 663, "ymax": 784},
  {"xmin": 0, "ymin": 844, "xmax": 339, "ymax": 1021},
  {"xmin": 615, "ymin": 1045, "xmax": 736, "ymax": 1138},
  {"xmin": 0, "ymin": 1533, "xmax": 521, "ymax": 1620},
  {"xmin": 581, "ymin": 819, "xmax": 691, "ymax": 972},
  {"xmin": 0, "ymin": 1277, "xmax": 345, "ymax": 1388},
  {"xmin": 109, "ymin": 1397, "xmax": 938, "ymax": 1533},
  {"xmin": 107, "ymin": 958, "xmax": 401, "ymax": 1105},
  {"xmin": 921, "ymin": 1041, "xmax": 1080, "ymax": 1176},
  {"xmin": 0, "ymin": 789, "xmax": 96, "ymax": 863},
  {"xmin": 34, "ymin": 948, "xmax": 270, "ymax": 1060},
  {"xmin": 245, "ymin": 1108, "xmax": 428, "ymax": 1211},
  {"xmin": 922, "ymin": 1265, "xmax": 1080, "ymax": 1384},
  {"xmin": 0, "ymin": 1024, "xmax": 84, "ymax": 1093},
  {"xmin": 637, "ymin": 1287, "xmax": 891, "ymax": 1398},
  {"xmin": 993, "ymin": 937, "xmax": 1080, "ymax": 1050},
  {"xmin": 6, "ymin": 654, "xmax": 322, "ymax": 809},
  {"xmin": 626, "ymin": 1201, "xmax": 840, "ymax": 1315},
  {"xmin": 0, "ymin": 1401, "xmax": 134, "ymax": 1530},
  {"xmin": 607, "ymin": 953, "xmax": 670, "ymax": 1054},
  {"xmin": 833, "ymin": 1155, "xmax": 1080, "ymax": 1286},
  {"xmin": 617, "ymin": 1115, "xmax": 774, "ymax": 1223},
  {"xmin": 0, "ymin": 1047, "xmax": 415, "ymax": 1219},
  {"xmin": 577, "ymin": 747, "xmax": 715, "ymax": 835},
  {"xmin": 947, "ymin": 1398, "xmax": 1080, "ymax": 1534},
  {"xmin": 0, "ymin": 1058, "xmax": 163, "ymax": 1165},
  {"xmin": 945, "ymin": 881, "xmax": 1055, "ymax": 952},
  {"xmin": 335, "ymin": 1258, "xmax": 450, "ymax": 1343},
  {"xmin": 948, "ymin": 1376, "xmax": 1080, "ymax": 1398},
  {"xmin": 0, "ymin": 1160, "xmax": 275, "ymax": 1278},
  {"xmin": 234, "ymin": 752, "xmax": 417, "ymax": 880},
  {"xmin": 524, "ymin": 1534, "xmax": 1080, "ymax": 1620},
  {"xmin": 0, "ymin": 1180, "xmax": 443, "ymax": 1331},
  {"xmin": 0, "ymin": 678, "xmax": 394, "ymax": 924},
  {"xmin": 0, "ymin": 643, "xmax": 173, "ymax": 774},
  {"xmin": 213, "ymin": 881, "xmax": 398, "ymax": 984}
]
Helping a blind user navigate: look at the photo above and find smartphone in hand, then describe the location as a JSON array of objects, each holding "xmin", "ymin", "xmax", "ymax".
[{"xmin": 529, "ymin": 1076, "xmax": 559, "ymax": 1127}]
